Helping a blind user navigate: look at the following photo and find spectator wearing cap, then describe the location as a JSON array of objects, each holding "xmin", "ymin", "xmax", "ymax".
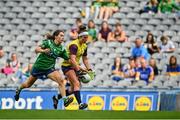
[{"xmin": 131, "ymin": 38, "xmax": 150, "ymax": 60}]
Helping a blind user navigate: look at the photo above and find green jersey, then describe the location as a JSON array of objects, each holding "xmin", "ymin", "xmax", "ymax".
[
  {"xmin": 88, "ymin": 28, "xmax": 97, "ymax": 40},
  {"xmin": 33, "ymin": 39, "xmax": 69, "ymax": 70},
  {"xmin": 105, "ymin": 2, "xmax": 118, "ymax": 7},
  {"xmin": 158, "ymin": 0, "xmax": 180, "ymax": 13},
  {"xmin": 92, "ymin": 1, "xmax": 103, "ymax": 7}
]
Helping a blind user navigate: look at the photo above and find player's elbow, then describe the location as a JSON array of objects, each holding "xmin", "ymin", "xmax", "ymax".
[{"xmin": 35, "ymin": 47, "xmax": 42, "ymax": 54}]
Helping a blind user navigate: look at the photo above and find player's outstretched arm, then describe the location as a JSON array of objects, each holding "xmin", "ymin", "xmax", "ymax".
[{"xmin": 35, "ymin": 46, "xmax": 50, "ymax": 54}]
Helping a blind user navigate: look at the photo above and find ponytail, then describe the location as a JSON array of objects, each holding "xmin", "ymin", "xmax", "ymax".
[{"xmin": 45, "ymin": 30, "xmax": 64, "ymax": 40}]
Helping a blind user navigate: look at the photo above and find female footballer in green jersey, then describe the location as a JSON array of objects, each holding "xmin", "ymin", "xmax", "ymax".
[{"xmin": 14, "ymin": 30, "xmax": 73, "ymax": 107}]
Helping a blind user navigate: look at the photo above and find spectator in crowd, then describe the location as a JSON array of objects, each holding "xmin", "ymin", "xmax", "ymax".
[
  {"xmin": 139, "ymin": 0, "xmax": 159, "ymax": 14},
  {"xmin": 131, "ymin": 38, "xmax": 150, "ymax": 60},
  {"xmin": 123, "ymin": 57, "xmax": 136, "ymax": 78},
  {"xmin": 16, "ymin": 63, "xmax": 33, "ymax": 83},
  {"xmin": 111, "ymin": 56, "xmax": 124, "ymax": 82},
  {"xmin": 99, "ymin": 0, "xmax": 119, "ymax": 20},
  {"xmin": 89, "ymin": 0, "xmax": 104, "ymax": 19},
  {"xmin": 10, "ymin": 53, "xmax": 20, "ymax": 73},
  {"xmin": 87, "ymin": 20, "xmax": 97, "ymax": 42},
  {"xmin": 98, "ymin": 21, "xmax": 112, "ymax": 42},
  {"xmin": 135, "ymin": 57, "xmax": 141, "ymax": 70},
  {"xmin": 108, "ymin": 22, "xmax": 127, "ymax": 42},
  {"xmin": 144, "ymin": 32, "xmax": 160, "ymax": 55},
  {"xmin": 135, "ymin": 58, "xmax": 154, "ymax": 84},
  {"xmin": 107, "ymin": 0, "xmax": 119, "ymax": 18},
  {"xmin": 0, "ymin": 46, "xmax": 4, "ymax": 59},
  {"xmin": 149, "ymin": 58, "xmax": 159, "ymax": 76},
  {"xmin": 69, "ymin": 18, "xmax": 83, "ymax": 40},
  {"xmin": 158, "ymin": 0, "xmax": 180, "ymax": 14},
  {"xmin": 166, "ymin": 55, "xmax": 180, "ymax": 76},
  {"xmin": 159, "ymin": 35, "xmax": 175, "ymax": 53},
  {"xmin": 1, "ymin": 59, "xmax": 14, "ymax": 76}
]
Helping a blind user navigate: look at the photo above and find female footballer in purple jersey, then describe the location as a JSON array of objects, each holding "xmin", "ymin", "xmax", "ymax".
[{"xmin": 52, "ymin": 31, "xmax": 95, "ymax": 110}]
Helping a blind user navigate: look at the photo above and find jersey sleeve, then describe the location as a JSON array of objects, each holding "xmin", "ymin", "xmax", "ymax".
[
  {"xmin": 39, "ymin": 40, "xmax": 49, "ymax": 49},
  {"xmin": 83, "ymin": 48, "xmax": 87, "ymax": 56},
  {"xmin": 61, "ymin": 47, "xmax": 69, "ymax": 60},
  {"xmin": 69, "ymin": 44, "xmax": 78, "ymax": 55},
  {"xmin": 169, "ymin": 41, "xmax": 175, "ymax": 49}
]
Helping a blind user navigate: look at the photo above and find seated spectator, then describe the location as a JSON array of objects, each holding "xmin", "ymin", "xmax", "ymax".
[
  {"xmin": 106, "ymin": 0, "xmax": 119, "ymax": 18},
  {"xmin": 99, "ymin": 0, "xmax": 119, "ymax": 20},
  {"xmin": 87, "ymin": 20, "xmax": 97, "ymax": 42},
  {"xmin": 1, "ymin": 59, "xmax": 14, "ymax": 75},
  {"xmin": 108, "ymin": 22, "xmax": 127, "ymax": 42},
  {"xmin": 139, "ymin": 0, "xmax": 158, "ymax": 14},
  {"xmin": 144, "ymin": 32, "xmax": 160, "ymax": 55},
  {"xmin": 111, "ymin": 56, "xmax": 124, "ymax": 82},
  {"xmin": 16, "ymin": 63, "xmax": 33, "ymax": 83},
  {"xmin": 166, "ymin": 55, "xmax": 180, "ymax": 76},
  {"xmin": 149, "ymin": 58, "xmax": 159, "ymax": 76},
  {"xmin": 135, "ymin": 59, "xmax": 154, "ymax": 84},
  {"xmin": 0, "ymin": 46, "xmax": 4, "ymax": 58},
  {"xmin": 131, "ymin": 38, "xmax": 150, "ymax": 60},
  {"xmin": 98, "ymin": 21, "xmax": 112, "ymax": 42},
  {"xmin": 69, "ymin": 18, "xmax": 83, "ymax": 40},
  {"xmin": 10, "ymin": 53, "xmax": 20, "ymax": 73},
  {"xmin": 158, "ymin": 0, "xmax": 180, "ymax": 14},
  {"xmin": 159, "ymin": 35, "xmax": 175, "ymax": 53},
  {"xmin": 123, "ymin": 57, "xmax": 136, "ymax": 78},
  {"xmin": 89, "ymin": 0, "xmax": 104, "ymax": 19},
  {"xmin": 135, "ymin": 57, "xmax": 141, "ymax": 70}
]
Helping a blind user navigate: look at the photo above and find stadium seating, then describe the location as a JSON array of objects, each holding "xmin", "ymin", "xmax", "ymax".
[{"xmin": 0, "ymin": 0, "xmax": 179, "ymax": 89}]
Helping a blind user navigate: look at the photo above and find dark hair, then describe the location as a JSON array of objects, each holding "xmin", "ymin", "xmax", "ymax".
[
  {"xmin": 169, "ymin": 55, "xmax": 177, "ymax": 67},
  {"xmin": 115, "ymin": 22, "xmax": 121, "ymax": 27},
  {"xmin": 88, "ymin": 20, "xmax": 95, "ymax": 29},
  {"xmin": 160, "ymin": 35, "xmax": 168, "ymax": 42},
  {"xmin": 78, "ymin": 24, "xmax": 87, "ymax": 34},
  {"xmin": 46, "ymin": 30, "xmax": 64, "ymax": 40},
  {"xmin": 145, "ymin": 32, "xmax": 155, "ymax": 44},
  {"xmin": 129, "ymin": 57, "xmax": 135, "ymax": 61},
  {"xmin": 76, "ymin": 18, "xmax": 82, "ymax": 23},
  {"xmin": 0, "ymin": 46, "xmax": 2, "ymax": 50},
  {"xmin": 101, "ymin": 21, "xmax": 109, "ymax": 30}
]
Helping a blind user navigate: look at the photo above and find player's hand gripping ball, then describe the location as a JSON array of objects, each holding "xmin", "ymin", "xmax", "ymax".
[{"xmin": 78, "ymin": 70, "xmax": 95, "ymax": 83}]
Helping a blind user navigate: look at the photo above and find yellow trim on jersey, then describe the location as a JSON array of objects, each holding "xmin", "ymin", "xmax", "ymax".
[
  {"xmin": 168, "ymin": 72, "xmax": 180, "ymax": 76},
  {"xmin": 62, "ymin": 39, "xmax": 87, "ymax": 67}
]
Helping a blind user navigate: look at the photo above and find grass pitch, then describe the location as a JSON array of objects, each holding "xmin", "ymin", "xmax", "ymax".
[{"xmin": 0, "ymin": 110, "xmax": 180, "ymax": 119}]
